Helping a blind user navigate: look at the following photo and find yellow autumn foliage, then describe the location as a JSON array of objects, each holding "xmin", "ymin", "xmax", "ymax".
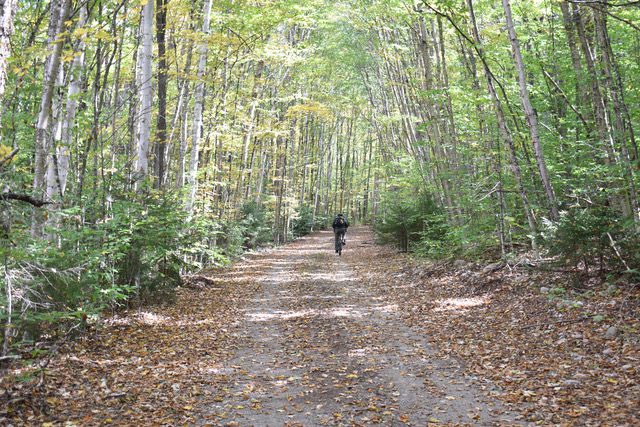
[
  {"xmin": 0, "ymin": 144, "xmax": 15, "ymax": 165},
  {"xmin": 286, "ymin": 101, "xmax": 334, "ymax": 121}
]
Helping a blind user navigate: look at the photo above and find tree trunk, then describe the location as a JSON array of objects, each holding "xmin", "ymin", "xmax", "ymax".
[
  {"xmin": 467, "ymin": 0, "xmax": 538, "ymax": 248},
  {"xmin": 186, "ymin": 0, "xmax": 212, "ymax": 213},
  {"xmin": 559, "ymin": 1, "xmax": 592, "ymax": 136},
  {"xmin": 0, "ymin": 0, "xmax": 17, "ymax": 109},
  {"xmin": 154, "ymin": 0, "xmax": 168, "ymax": 189},
  {"xmin": 238, "ymin": 60, "xmax": 264, "ymax": 202},
  {"xmin": 135, "ymin": 0, "xmax": 154, "ymax": 182},
  {"xmin": 593, "ymin": 8, "xmax": 639, "ymax": 228},
  {"xmin": 502, "ymin": 0, "xmax": 559, "ymax": 221},
  {"xmin": 32, "ymin": 0, "xmax": 72, "ymax": 237}
]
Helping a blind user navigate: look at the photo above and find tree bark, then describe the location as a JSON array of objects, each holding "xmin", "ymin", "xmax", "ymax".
[
  {"xmin": 32, "ymin": 0, "xmax": 72, "ymax": 236},
  {"xmin": 0, "ymin": 0, "xmax": 17, "ymax": 107},
  {"xmin": 135, "ymin": 0, "xmax": 154, "ymax": 182},
  {"xmin": 593, "ymin": 8, "xmax": 639, "ymax": 227},
  {"xmin": 154, "ymin": 0, "xmax": 168, "ymax": 189},
  {"xmin": 186, "ymin": 0, "xmax": 212, "ymax": 213},
  {"xmin": 502, "ymin": 0, "xmax": 559, "ymax": 221},
  {"xmin": 46, "ymin": 4, "xmax": 88, "ymax": 201},
  {"xmin": 467, "ymin": 0, "xmax": 538, "ymax": 248}
]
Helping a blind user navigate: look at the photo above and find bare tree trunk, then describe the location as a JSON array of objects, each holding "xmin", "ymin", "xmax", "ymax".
[
  {"xmin": 593, "ymin": 9, "xmax": 639, "ymax": 228},
  {"xmin": 0, "ymin": 0, "xmax": 17, "ymax": 109},
  {"xmin": 467, "ymin": 0, "xmax": 538, "ymax": 248},
  {"xmin": 238, "ymin": 60, "xmax": 264, "ymax": 202},
  {"xmin": 154, "ymin": 0, "xmax": 168, "ymax": 189},
  {"xmin": 574, "ymin": 4, "xmax": 628, "ymax": 217},
  {"xmin": 32, "ymin": 0, "xmax": 72, "ymax": 237},
  {"xmin": 2, "ymin": 256, "xmax": 12, "ymax": 357},
  {"xmin": 170, "ymin": 42, "xmax": 193, "ymax": 187},
  {"xmin": 299, "ymin": 114, "xmax": 310, "ymax": 205},
  {"xmin": 135, "ymin": 0, "xmax": 154, "ymax": 182},
  {"xmin": 186, "ymin": 0, "xmax": 212, "ymax": 213},
  {"xmin": 559, "ymin": 1, "xmax": 592, "ymax": 136},
  {"xmin": 48, "ymin": 4, "xmax": 87, "ymax": 200},
  {"xmin": 502, "ymin": 0, "xmax": 559, "ymax": 221}
]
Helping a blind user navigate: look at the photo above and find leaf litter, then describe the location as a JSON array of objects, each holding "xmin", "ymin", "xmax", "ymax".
[{"xmin": 2, "ymin": 226, "xmax": 637, "ymax": 425}]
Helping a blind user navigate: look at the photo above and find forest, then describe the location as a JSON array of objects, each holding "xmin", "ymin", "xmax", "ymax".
[
  {"xmin": 0, "ymin": 0, "xmax": 639, "ymax": 423},
  {"xmin": 1, "ymin": 0, "xmax": 639, "ymax": 354}
]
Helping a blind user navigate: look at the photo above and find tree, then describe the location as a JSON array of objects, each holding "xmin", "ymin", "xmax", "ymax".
[
  {"xmin": 185, "ymin": 0, "xmax": 212, "ymax": 213},
  {"xmin": 135, "ymin": 0, "xmax": 154, "ymax": 184}
]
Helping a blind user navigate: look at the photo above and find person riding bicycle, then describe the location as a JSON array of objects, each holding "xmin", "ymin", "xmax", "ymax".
[{"xmin": 332, "ymin": 213, "xmax": 349, "ymax": 254}]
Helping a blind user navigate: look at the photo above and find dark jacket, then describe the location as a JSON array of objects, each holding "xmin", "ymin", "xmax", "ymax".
[{"xmin": 332, "ymin": 216, "xmax": 349, "ymax": 230}]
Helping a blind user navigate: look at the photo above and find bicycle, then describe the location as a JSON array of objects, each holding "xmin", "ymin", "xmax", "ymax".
[{"xmin": 335, "ymin": 230, "xmax": 346, "ymax": 256}]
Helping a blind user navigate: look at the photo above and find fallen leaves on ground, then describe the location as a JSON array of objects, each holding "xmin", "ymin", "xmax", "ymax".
[
  {"xmin": 0, "ymin": 251, "xmax": 272, "ymax": 425},
  {"xmin": 354, "ymin": 242, "xmax": 640, "ymax": 426},
  {"xmin": 2, "ymin": 227, "xmax": 638, "ymax": 426}
]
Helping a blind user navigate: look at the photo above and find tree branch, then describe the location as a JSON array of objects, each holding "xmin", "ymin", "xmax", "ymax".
[
  {"xmin": 418, "ymin": 2, "xmax": 515, "ymax": 117},
  {"xmin": 0, "ymin": 148, "xmax": 19, "ymax": 169},
  {"xmin": 567, "ymin": 0, "xmax": 640, "ymax": 7},
  {"xmin": 591, "ymin": 4, "xmax": 640, "ymax": 32},
  {"xmin": 540, "ymin": 68, "xmax": 592, "ymax": 134},
  {"xmin": 0, "ymin": 193, "xmax": 50, "ymax": 207}
]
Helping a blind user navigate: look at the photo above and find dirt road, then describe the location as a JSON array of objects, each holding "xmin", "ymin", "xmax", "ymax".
[{"xmin": 199, "ymin": 227, "xmax": 520, "ymax": 426}]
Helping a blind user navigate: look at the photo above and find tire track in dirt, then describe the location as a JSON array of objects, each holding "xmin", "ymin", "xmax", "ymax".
[{"xmin": 199, "ymin": 227, "xmax": 522, "ymax": 426}]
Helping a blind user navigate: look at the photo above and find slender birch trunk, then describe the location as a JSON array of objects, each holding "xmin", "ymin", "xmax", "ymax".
[
  {"xmin": 0, "ymin": 0, "xmax": 17, "ymax": 109},
  {"xmin": 593, "ymin": 9, "xmax": 639, "ymax": 228},
  {"xmin": 171, "ymin": 42, "xmax": 193, "ymax": 188},
  {"xmin": 32, "ymin": 0, "xmax": 72, "ymax": 237},
  {"xmin": 47, "ymin": 4, "xmax": 87, "ymax": 200},
  {"xmin": 238, "ymin": 60, "xmax": 264, "ymax": 202},
  {"xmin": 467, "ymin": 0, "xmax": 538, "ymax": 249},
  {"xmin": 186, "ymin": 0, "xmax": 212, "ymax": 213},
  {"xmin": 502, "ymin": 0, "xmax": 559, "ymax": 221},
  {"xmin": 135, "ymin": 0, "xmax": 154, "ymax": 182}
]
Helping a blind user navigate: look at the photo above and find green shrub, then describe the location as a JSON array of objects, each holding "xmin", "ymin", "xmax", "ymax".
[
  {"xmin": 220, "ymin": 221, "xmax": 245, "ymax": 257},
  {"xmin": 540, "ymin": 206, "xmax": 639, "ymax": 273},
  {"xmin": 375, "ymin": 188, "xmax": 450, "ymax": 254},
  {"xmin": 0, "ymin": 189, "xmax": 231, "ymax": 349},
  {"xmin": 291, "ymin": 204, "xmax": 319, "ymax": 237},
  {"xmin": 412, "ymin": 212, "xmax": 455, "ymax": 258},
  {"xmin": 239, "ymin": 201, "xmax": 272, "ymax": 249}
]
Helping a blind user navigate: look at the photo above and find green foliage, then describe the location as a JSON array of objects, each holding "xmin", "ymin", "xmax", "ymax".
[
  {"xmin": 220, "ymin": 221, "xmax": 245, "ymax": 258},
  {"xmin": 540, "ymin": 206, "xmax": 639, "ymax": 273},
  {"xmin": 100, "ymin": 192, "xmax": 187, "ymax": 303},
  {"xmin": 239, "ymin": 201, "xmax": 272, "ymax": 249},
  {"xmin": 412, "ymin": 212, "xmax": 455, "ymax": 258},
  {"xmin": 291, "ymin": 203, "xmax": 324, "ymax": 238},
  {"xmin": 216, "ymin": 202, "xmax": 272, "ymax": 258},
  {"xmin": 375, "ymin": 186, "xmax": 451, "ymax": 255},
  {"xmin": 0, "ymin": 190, "xmax": 232, "ymax": 349}
]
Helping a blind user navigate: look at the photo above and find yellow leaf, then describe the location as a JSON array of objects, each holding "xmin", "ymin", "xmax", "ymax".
[
  {"xmin": 183, "ymin": 405, "xmax": 193, "ymax": 410},
  {"xmin": 0, "ymin": 144, "xmax": 15, "ymax": 165}
]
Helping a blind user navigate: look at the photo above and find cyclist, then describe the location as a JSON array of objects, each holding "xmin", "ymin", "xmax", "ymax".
[{"xmin": 332, "ymin": 213, "xmax": 349, "ymax": 255}]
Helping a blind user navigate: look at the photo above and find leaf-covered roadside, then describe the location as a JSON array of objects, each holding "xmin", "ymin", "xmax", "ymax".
[
  {"xmin": 354, "ymin": 245, "xmax": 640, "ymax": 425},
  {"xmin": 0, "ymin": 254, "xmax": 268, "ymax": 425}
]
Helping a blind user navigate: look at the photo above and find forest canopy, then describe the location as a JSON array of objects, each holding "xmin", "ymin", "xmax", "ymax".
[{"xmin": 1, "ymin": 0, "xmax": 639, "ymax": 352}]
